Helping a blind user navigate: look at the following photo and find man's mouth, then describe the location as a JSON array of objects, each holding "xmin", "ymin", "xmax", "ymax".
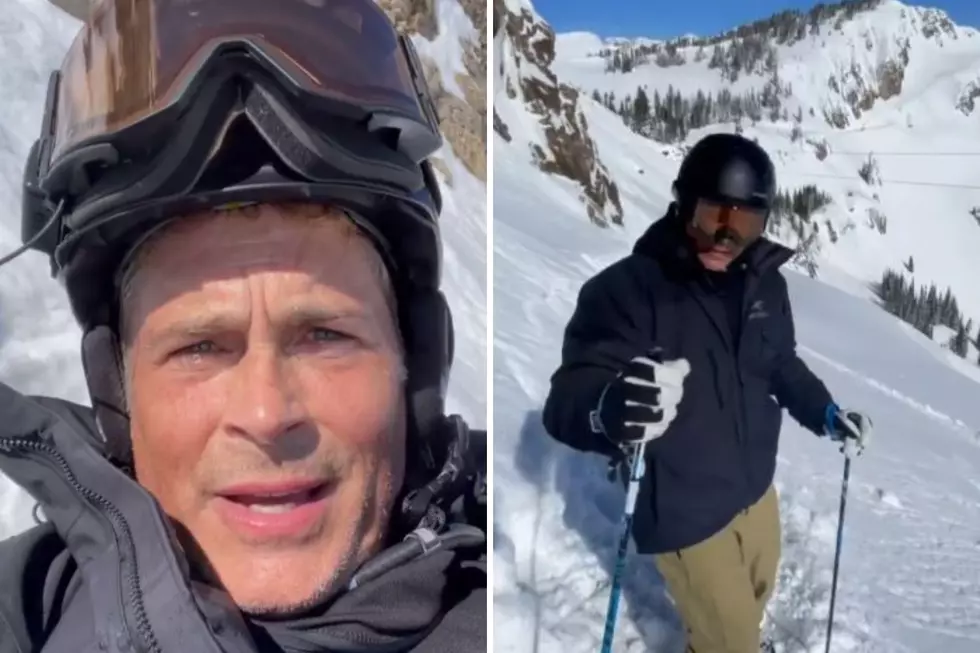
[
  {"xmin": 221, "ymin": 484, "xmax": 330, "ymax": 513},
  {"xmin": 213, "ymin": 479, "xmax": 335, "ymax": 539}
]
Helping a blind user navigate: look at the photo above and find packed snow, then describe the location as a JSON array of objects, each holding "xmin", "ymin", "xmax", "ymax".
[
  {"xmin": 494, "ymin": 1, "xmax": 980, "ymax": 651},
  {"xmin": 0, "ymin": 0, "xmax": 487, "ymax": 539}
]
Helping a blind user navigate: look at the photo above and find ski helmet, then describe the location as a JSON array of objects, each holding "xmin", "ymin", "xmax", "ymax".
[
  {"xmin": 19, "ymin": 0, "xmax": 453, "ymax": 476},
  {"xmin": 671, "ymin": 133, "xmax": 776, "ymax": 254},
  {"xmin": 673, "ymin": 133, "xmax": 776, "ymax": 213}
]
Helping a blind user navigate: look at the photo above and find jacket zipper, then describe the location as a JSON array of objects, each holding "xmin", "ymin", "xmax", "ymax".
[
  {"xmin": 735, "ymin": 270, "xmax": 760, "ymax": 493},
  {"xmin": 0, "ymin": 435, "xmax": 162, "ymax": 653}
]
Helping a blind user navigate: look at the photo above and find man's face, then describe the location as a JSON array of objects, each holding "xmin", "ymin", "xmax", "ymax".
[
  {"xmin": 121, "ymin": 204, "xmax": 406, "ymax": 615},
  {"xmin": 687, "ymin": 199, "xmax": 766, "ymax": 271}
]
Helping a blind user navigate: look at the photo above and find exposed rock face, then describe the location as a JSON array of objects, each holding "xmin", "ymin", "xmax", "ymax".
[
  {"xmin": 823, "ymin": 36, "xmax": 909, "ymax": 127},
  {"xmin": 377, "ymin": 0, "xmax": 439, "ymax": 39},
  {"xmin": 918, "ymin": 7, "xmax": 957, "ymax": 42},
  {"xmin": 378, "ymin": 0, "xmax": 486, "ymax": 183},
  {"xmin": 956, "ymin": 79, "xmax": 980, "ymax": 116},
  {"xmin": 494, "ymin": 0, "xmax": 624, "ymax": 226}
]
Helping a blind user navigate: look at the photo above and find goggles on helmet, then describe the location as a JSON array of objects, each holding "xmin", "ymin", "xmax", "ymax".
[
  {"xmin": 687, "ymin": 199, "xmax": 767, "ymax": 253},
  {"xmin": 20, "ymin": 0, "xmax": 445, "ymax": 328},
  {"xmin": 48, "ymin": 0, "xmax": 439, "ymax": 165}
]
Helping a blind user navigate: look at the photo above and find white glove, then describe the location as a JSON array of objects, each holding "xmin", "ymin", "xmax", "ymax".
[
  {"xmin": 828, "ymin": 406, "xmax": 872, "ymax": 456},
  {"xmin": 593, "ymin": 351, "xmax": 691, "ymax": 445}
]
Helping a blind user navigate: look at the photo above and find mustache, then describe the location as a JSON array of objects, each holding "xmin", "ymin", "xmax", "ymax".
[
  {"xmin": 198, "ymin": 442, "xmax": 351, "ymax": 493},
  {"xmin": 713, "ymin": 227, "xmax": 747, "ymax": 248}
]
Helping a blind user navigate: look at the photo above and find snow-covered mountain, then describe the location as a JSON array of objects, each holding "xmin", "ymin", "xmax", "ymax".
[
  {"xmin": 494, "ymin": 1, "xmax": 980, "ymax": 651},
  {"xmin": 497, "ymin": 0, "xmax": 980, "ymax": 321},
  {"xmin": 494, "ymin": 0, "xmax": 624, "ymax": 225},
  {"xmin": 0, "ymin": 0, "xmax": 486, "ymax": 538}
]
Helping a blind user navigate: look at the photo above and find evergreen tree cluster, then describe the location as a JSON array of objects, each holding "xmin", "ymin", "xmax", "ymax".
[
  {"xmin": 767, "ymin": 185, "xmax": 833, "ymax": 249},
  {"xmin": 770, "ymin": 186, "xmax": 832, "ymax": 227},
  {"xmin": 707, "ymin": 39, "xmax": 779, "ymax": 83},
  {"xmin": 762, "ymin": 186, "xmax": 832, "ymax": 279},
  {"xmin": 602, "ymin": 42, "xmax": 684, "ymax": 73},
  {"xmin": 593, "ymin": 76, "xmax": 791, "ymax": 144},
  {"xmin": 858, "ymin": 154, "xmax": 881, "ymax": 185},
  {"xmin": 699, "ymin": 0, "xmax": 882, "ymax": 48},
  {"xmin": 603, "ymin": 46, "xmax": 647, "ymax": 73},
  {"xmin": 874, "ymin": 269, "xmax": 977, "ymax": 359},
  {"xmin": 866, "ymin": 207, "xmax": 887, "ymax": 234},
  {"xmin": 598, "ymin": 0, "xmax": 883, "ymax": 76}
]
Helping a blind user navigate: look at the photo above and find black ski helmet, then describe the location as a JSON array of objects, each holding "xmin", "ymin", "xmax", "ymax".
[{"xmin": 672, "ymin": 133, "xmax": 777, "ymax": 219}]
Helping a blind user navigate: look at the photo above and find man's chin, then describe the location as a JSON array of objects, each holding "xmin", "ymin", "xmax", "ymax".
[
  {"xmin": 699, "ymin": 249, "xmax": 734, "ymax": 270},
  {"xmin": 237, "ymin": 580, "xmax": 338, "ymax": 619},
  {"xmin": 183, "ymin": 535, "xmax": 357, "ymax": 618}
]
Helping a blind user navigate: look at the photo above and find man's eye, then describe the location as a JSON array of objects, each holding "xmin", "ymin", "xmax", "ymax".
[
  {"xmin": 176, "ymin": 341, "xmax": 218, "ymax": 357},
  {"xmin": 309, "ymin": 327, "xmax": 350, "ymax": 342}
]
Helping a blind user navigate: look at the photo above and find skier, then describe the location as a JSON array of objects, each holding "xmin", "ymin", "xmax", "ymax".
[
  {"xmin": 0, "ymin": 1, "xmax": 485, "ymax": 652},
  {"xmin": 542, "ymin": 133, "xmax": 872, "ymax": 653}
]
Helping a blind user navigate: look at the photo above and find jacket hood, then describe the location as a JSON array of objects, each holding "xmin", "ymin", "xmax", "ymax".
[{"xmin": 0, "ymin": 382, "xmax": 485, "ymax": 653}]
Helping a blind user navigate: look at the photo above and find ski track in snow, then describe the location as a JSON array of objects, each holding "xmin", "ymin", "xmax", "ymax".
[{"xmin": 798, "ymin": 344, "xmax": 975, "ymax": 439}]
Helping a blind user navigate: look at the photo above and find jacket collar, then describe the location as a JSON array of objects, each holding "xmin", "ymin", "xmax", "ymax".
[
  {"xmin": 633, "ymin": 203, "xmax": 795, "ymax": 277},
  {"xmin": 0, "ymin": 386, "xmax": 485, "ymax": 653}
]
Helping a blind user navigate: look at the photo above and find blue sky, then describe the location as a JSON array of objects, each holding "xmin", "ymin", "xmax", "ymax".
[{"xmin": 533, "ymin": 0, "xmax": 979, "ymax": 40}]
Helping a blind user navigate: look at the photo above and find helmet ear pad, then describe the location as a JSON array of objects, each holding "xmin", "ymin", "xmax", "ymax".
[
  {"xmin": 397, "ymin": 287, "xmax": 454, "ymax": 487},
  {"xmin": 79, "ymin": 289, "xmax": 455, "ymax": 481},
  {"xmin": 671, "ymin": 179, "xmax": 696, "ymax": 225},
  {"xmin": 81, "ymin": 325, "xmax": 132, "ymax": 469}
]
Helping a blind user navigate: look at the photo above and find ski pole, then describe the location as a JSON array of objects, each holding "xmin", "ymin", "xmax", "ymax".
[
  {"xmin": 824, "ymin": 440, "xmax": 855, "ymax": 653},
  {"xmin": 599, "ymin": 441, "xmax": 647, "ymax": 653}
]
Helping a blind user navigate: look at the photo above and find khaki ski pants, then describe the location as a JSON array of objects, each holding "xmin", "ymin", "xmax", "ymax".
[{"xmin": 654, "ymin": 484, "xmax": 781, "ymax": 653}]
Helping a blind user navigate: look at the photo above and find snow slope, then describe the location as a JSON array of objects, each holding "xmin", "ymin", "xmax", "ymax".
[
  {"xmin": 494, "ymin": 2, "xmax": 980, "ymax": 651},
  {"xmin": 0, "ymin": 0, "xmax": 486, "ymax": 539},
  {"xmin": 493, "ymin": 112, "xmax": 980, "ymax": 653}
]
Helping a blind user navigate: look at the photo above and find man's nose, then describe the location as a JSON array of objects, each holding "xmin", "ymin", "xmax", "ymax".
[{"xmin": 223, "ymin": 343, "xmax": 307, "ymax": 446}]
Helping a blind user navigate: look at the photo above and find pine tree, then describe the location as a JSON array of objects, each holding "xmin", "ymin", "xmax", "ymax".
[
  {"xmin": 621, "ymin": 48, "xmax": 635, "ymax": 73},
  {"xmin": 765, "ymin": 48, "xmax": 778, "ymax": 73},
  {"xmin": 951, "ymin": 324, "xmax": 969, "ymax": 358},
  {"xmin": 709, "ymin": 44, "xmax": 725, "ymax": 69},
  {"xmin": 925, "ymin": 284, "xmax": 940, "ymax": 331},
  {"xmin": 633, "ymin": 86, "xmax": 651, "ymax": 133}
]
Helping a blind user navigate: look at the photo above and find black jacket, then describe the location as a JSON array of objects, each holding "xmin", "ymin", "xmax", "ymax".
[
  {"xmin": 0, "ymin": 384, "xmax": 486, "ymax": 653},
  {"xmin": 542, "ymin": 207, "xmax": 834, "ymax": 554}
]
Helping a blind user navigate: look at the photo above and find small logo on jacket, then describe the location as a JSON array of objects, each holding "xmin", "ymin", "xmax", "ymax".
[{"xmin": 748, "ymin": 300, "xmax": 768, "ymax": 320}]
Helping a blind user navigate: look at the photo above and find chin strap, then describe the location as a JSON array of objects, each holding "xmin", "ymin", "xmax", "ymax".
[{"xmin": 396, "ymin": 415, "xmax": 486, "ymax": 535}]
